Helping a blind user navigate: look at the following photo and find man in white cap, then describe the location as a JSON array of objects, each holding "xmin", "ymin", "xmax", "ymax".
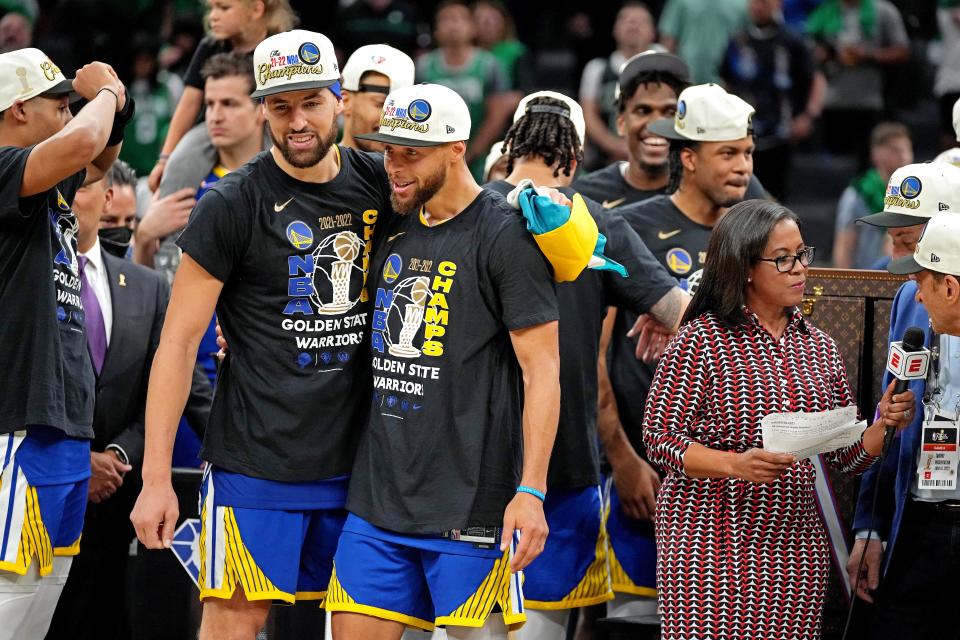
[
  {"xmin": 574, "ymin": 51, "xmax": 766, "ymax": 210},
  {"xmin": 846, "ymin": 163, "xmax": 960, "ymax": 639},
  {"xmin": 889, "ymin": 214, "xmax": 960, "ymax": 333},
  {"xmin": 595, "ymin": 82, "xmax": 755, "ymax": 619},
  {"xmin": 130, "ymin": 30, "xmax": 394, "ymax": 640},
  {"xmin": 340, "ymin": 43, "xmax": 415, "ymax": 152},
  {"xmin": 484, "ymin": 90, "xmax": 688, "ymax": 639},
  {"xmin": 0, "ymin": 47, "xmax": 131, "ymax": 637},
  {"xmin": 326, "ymin": 82, "xmax": 560, "ymax": 639}
]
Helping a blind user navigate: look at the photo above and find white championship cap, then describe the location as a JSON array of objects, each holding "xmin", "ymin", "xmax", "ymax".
[
  {"xmin": 889, "ymin": 213, "xmax": 960, "ymax": 276},
  {"xmin": 858, "ymin": 162, "xmax": 960, "ymax": 228},
  {"xmin": 341, "ymin": 44, "xmax": 415, "ymax": 93},
  {"xmin": 648, "ymin": 83, "xmax": 754, "ymax": 143},
  {"xmin": 355, "ymin": 83, "xmax": 471, "ymax": 147},
  {"xmin": 0, "ymin": 47, "xmax": 74, "ymax": 112},
  {"xmin": 251, "ymin": 30, "xmax": 340, "ymax": 99},
  {"xmin": 513, "ymin": 90, "xmax": 586, "ymax": 147}
]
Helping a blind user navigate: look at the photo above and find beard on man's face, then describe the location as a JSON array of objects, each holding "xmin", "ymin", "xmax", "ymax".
[
  {"xmin": 269, "ymin": 118, "xmax": 339, "ymax": 169},
  {"xmin": 391, "ymin": 162, "xmax": 447, "ymax": 216}
]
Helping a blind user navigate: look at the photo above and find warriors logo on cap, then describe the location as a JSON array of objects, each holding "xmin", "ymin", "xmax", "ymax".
[
  {"xmin": 900, "ymin": 176, "xmax": 922, "ymax": 200},
  {"xmin": 252, "ymin": 30, "xmax": 340, "ymax": 98},
  {"xmin": 298, "ymin": 42, "xmax": 321, "ymax": 66},
  {"xmin": 408, "ymin": 99, "xmax": 431, "ymax": 123},
  {"xmin": 355, "ymin": 83, "xmax": 471, "ymax": 147}
]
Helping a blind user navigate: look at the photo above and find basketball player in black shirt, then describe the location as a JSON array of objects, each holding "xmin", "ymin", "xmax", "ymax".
[
  {"xmin": 131, "ymin": 31, "xmax": 394, "ymax": 640},
  {"xmin": 486, "ymin": 90, "xmax": 687, "ymax": 639},
  {"xmin": 327, "ymin": 82, "xmax": 560, "ymax": 640},
  {"xmin": 574, "ymin": 51, "xmax": 766, "ymax": 209}
]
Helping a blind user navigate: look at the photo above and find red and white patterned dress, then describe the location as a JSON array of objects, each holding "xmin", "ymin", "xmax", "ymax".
[{"xmin": 643, "ymin": 309, "xmax": 876, "ymax": 640}]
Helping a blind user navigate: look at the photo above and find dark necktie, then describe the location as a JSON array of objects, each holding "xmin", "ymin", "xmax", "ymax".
[{"xmin": 78, "ymin": 255, "xmax": 107, "ymax": 373}]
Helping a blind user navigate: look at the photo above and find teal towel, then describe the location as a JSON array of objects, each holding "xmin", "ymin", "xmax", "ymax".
[{"xmin": 517, "ymin": 189, "xmax": 628, "ymax": 277}]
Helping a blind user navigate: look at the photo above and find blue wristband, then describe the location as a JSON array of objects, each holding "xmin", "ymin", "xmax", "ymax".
[{"xmin": 516, "ymin": 485, "xmax": 546, "ymax": 501}]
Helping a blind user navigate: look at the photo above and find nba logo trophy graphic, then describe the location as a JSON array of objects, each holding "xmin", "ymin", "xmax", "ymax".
[
  {"xmin": 312, "ymin": 230, "xmax": 363, "ymax": 315},
  {"xmin": 388, "ymin": 276, "xmax": 431, "ymax": 358}
]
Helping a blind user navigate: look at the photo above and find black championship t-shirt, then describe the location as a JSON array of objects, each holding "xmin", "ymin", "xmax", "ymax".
[
  {"xmin": 609, "ymin": 194, "xmax": 714, "ymax": 453},
  {"xmin": 177, "ymin": 147, "xmax": 391, "ymax": 481},
  {"xmin": 574, "ymin": 161, "xmax": 767, "ymax": 209},
  {"xmin": 0, "ymin": 147, "xmax": 94, "ymax": 438},
  {"xmin": 347, "ymin": 190, "xmax": 559, "ymax": 533},
  {"xmin": 485, "ymin": 181, "xmax": 676, "ymax": 489}
]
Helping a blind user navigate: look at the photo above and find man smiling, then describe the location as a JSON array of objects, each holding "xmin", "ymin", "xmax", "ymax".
[
  {"xmin": 130, "ymin": 30, "xmax": 393, "ymax": 640},
  {"xmin": 327, "ymin": 83, "xmax": 561, "ymax": 640}
]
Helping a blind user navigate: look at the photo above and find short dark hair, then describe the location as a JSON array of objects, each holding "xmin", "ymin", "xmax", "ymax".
[
  {"xmin": 618, "ymin": 69, "xmax": 690, "ymax": 112},
  {"xmin": 201, "ymin": 51, "xmax": 256, "ymax": 95},
  {"xmin": 683, "ymin": 200, "xmax": 801, "ymax": 327},
  {"xmin": 502, "ymin": 97, "xmax": 583, "ymax": 178},
  {"xmin": 105, "ymin": 159, "xmax": 137, "ymax": 190}
]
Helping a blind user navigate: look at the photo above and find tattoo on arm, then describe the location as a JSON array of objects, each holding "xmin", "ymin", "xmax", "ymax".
[{"xmin": 650, "ymin": 287, "xmax": 684, "ymax": 330}]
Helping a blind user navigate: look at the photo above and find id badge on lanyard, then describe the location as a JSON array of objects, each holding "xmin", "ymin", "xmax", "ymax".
[
  {"xmin": 919, "ymin": 330, "xmax": 959, "ymax": 491},
  {"xmin": 919, "ymin": 413, "xmax": 959, "ymax": 491}
]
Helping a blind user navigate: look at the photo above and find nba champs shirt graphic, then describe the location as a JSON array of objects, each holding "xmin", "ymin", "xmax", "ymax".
[
  {"xmin": 177, "ymin": 148, "xmax": 391, "ymax": 482},
  {"xmin": 348, "ymin": 191, "xmax": 558, "ymax": 534}
]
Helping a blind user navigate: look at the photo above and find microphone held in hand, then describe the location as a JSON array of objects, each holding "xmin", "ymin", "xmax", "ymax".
[{"xmin": 883, "ymin": 326, "xmax": 929, "ymax": 454}]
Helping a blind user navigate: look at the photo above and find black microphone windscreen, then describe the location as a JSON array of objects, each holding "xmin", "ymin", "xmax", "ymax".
[{"xmin": 902, "ymin": 327, "xmax": 925, "ymax": 352}]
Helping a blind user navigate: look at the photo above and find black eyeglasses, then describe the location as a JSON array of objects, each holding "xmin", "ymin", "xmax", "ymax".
[{"xmin": 755, "ymin": 247, "xmax": 815, "ymax": 273}]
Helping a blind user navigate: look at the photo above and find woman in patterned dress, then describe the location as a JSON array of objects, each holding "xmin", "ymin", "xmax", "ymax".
[{"xmin": 643, "ymin": 201, "xmax": 916, "ymax": 639}]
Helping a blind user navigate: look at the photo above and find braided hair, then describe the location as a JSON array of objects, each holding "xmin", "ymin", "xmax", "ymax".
[
  {"xmin": 502, "ymin": 97, "xmax": 583, "ymax": 178},
  {"xmin": 667, "ymin": 139, "xmax": 699, "ymax": 195}
]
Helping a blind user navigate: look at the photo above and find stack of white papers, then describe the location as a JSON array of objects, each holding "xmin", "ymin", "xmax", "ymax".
[{"xmin": 761, "ymin": 405, "xmax": 867, "ymax": 460}]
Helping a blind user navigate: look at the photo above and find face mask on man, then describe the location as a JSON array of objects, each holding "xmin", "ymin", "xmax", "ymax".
[{"xmin": 98, "ymin": 226, "xmax": 133, "ymax": 258}]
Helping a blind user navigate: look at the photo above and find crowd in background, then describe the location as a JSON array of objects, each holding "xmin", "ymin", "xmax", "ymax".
[
  {"xmin": 3, "ymin": 1, "xmax": 959, "ymax": 639},
  {"xmin": 0, "ymin": 0, "xmax": 956, "ymax": 270}
]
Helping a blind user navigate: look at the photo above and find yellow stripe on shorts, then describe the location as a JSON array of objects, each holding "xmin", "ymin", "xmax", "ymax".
[
  {"xmin": 198, "ymin": 504, "xmax": 293, "ymax": 604},
  {"xmin": 526, "ymin": 510, "xmax": 614, "ymax": 610},
  {"xmin": 435, "ymin": 545, "xmax": 525, "ymax": 630},
  {"xmin": 0, "ymin": 478, "xmax": 54, "ymax": 577},
  {"xmin": 325, "ymin": 565, "xmax": 436, "ymax": 631},
  {"xmin": 607, "ymin": 533, "xmax": 657, "ymax": 598}
]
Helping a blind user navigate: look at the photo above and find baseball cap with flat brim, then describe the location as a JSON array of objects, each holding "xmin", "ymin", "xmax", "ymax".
[
  {"xmin": 342, "ymin": 44, "xmax": 415, "ymax": 93},
  {"xmin": 0, "ymin": 48, "xmax": 76, "ymax": 111},
  {"xmin": 355, "ymin": 83, "xmax": 471, "ymax": 147},
  {"xmin": 857, "ymin": 162, "xmax": 960, "ymax": 228},
  {"xmin": 615, "ymin": 50, "xmax": 690, "ymax": 104},
  {"xmin": 888, "ymin": 213, "xmax": 960, "ymax": 276},
  {"xmin": 250, "ymin": 30, "xmax": 340, "ymax": 99},
  {"xmin": 647, "ymin": 83, "xmax": 754, "ymax": 142},
  {"xmin": 513, "ymin": 90, "xmax": 586, "ymax": 148}
]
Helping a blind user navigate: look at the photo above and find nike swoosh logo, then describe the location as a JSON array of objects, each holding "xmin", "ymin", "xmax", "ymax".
[
  {"xmin": 274, "ymin": 197, "xmax": 294, "ymax": 212},
  {"xmin": 388, "ymin": 232, "xmax": 406, "ymax": 242},
  {"xmin": 602, "ymin": 197, "xmax": 626, "ymax": 209},
  {"xmin": 658, "ymin": 229, "xmax": 682, "ymax": 240}
]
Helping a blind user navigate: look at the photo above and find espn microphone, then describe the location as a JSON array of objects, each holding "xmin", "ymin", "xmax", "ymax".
[{"xmin": 883, "ymin": 326, "xmax": 929, "ymax": 454}]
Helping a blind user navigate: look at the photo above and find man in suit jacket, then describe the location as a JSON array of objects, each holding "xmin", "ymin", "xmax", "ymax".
[{"xmin": 46, "ymin": 161, "xmax": 213, "ymax": 640}]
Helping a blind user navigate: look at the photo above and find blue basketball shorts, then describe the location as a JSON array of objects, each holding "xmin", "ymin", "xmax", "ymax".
[
  {"xmin": 326, "ymin": 513, "xmax": 525, "ymax": 631},
  {"xmin": 197, "ymin": 467, "xmax": 348, "ymax": 604},
  {"xmin": 523, "ymin": 484, "xmax": 613, "ymax": 609},
  {"xmin": 603, "ymin": 475, "xmax": 657, "ymax": 596},
  {"xmin": 0, "ymin": 431, "xmax": 88, "ymax": 577}
]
